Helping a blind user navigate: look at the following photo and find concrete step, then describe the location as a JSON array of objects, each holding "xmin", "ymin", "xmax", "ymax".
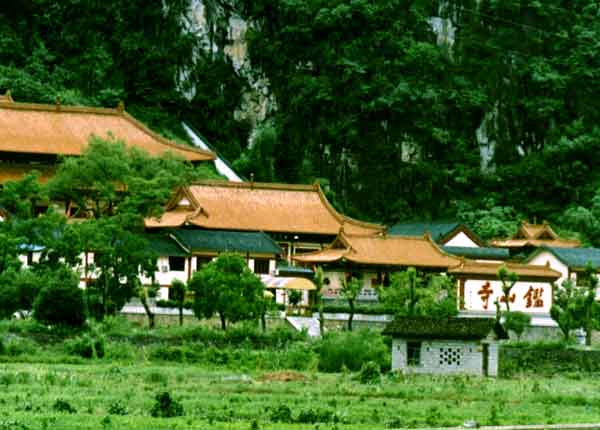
[{"xmin": 286, "ymin": 316, "xmax": 321, "ymax": 337}]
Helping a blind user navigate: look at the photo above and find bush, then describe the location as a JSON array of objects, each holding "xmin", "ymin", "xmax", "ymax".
[
  {"xmin": 32, "ymin": 269, "xmax": 86, "ymax": 327},
  {"xmin": 357, "ymin": 360, "xmax": 381, "ymax": 384},
  {"xmin": 296, "ymin": 408, "xmax": 335, "ymax": 424},
  {"xmin": 269, "ymin": 404, "xmax": 293, "ymax": 423},
  {"xmin": 504, "ymin": 311, "xmax": 531, "ymax": 340},
  {"xmin": 316, "ymin": 329, "xmax": 389, "ymax": 372},
  {"xmin": 64, "ymin": 334, "xmax": 105, "ymax": 358},
  {"xmin": 155, "ymin": 299, "xmax": 193, "ymax": 309},
  {"xmin": 108, "ymin": 400, "xmax": 128, "ymax": 416},
  {"xmin": 53, "ymin": 399, "xmax": 77, "ymax": 414},
  {"xmin": 312, "ymin": 302, "xmax": 394, "ymax": 315},
  {"xmin": 0, "ymin": 270, "xmax": 42, "ymax": 319},
  {"xmin": 150, "ymin": 392, "xmax": 184, "ymax": 418}
]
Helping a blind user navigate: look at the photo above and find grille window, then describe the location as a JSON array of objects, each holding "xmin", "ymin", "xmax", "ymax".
[{"xmin": 439, "ymin": 347, "xmax": 462, "ymax": 366}]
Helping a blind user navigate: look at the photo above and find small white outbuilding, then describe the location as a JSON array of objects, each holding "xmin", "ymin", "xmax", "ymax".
[{"xmin": 383, "ymin": 317, "xmax": 499, "ymax": 377}]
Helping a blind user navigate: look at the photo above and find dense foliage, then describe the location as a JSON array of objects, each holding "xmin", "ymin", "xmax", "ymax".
[
  {"xmin": 189, "ymin": 253, "xmax": 266, "ymax": 329},
  {"xmin": 4, "ymin": 1, "xmax": 600, "ymax": 240}
]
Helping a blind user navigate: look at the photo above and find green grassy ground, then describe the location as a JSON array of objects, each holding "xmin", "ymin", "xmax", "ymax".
[{"xmin": 0, "ymin": 361, "xmax": 599, "ymax": 429}]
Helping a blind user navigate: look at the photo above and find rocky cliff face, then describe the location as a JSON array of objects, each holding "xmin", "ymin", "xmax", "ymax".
[{"xmin": 187, "ymin": 0, "xmax": 274, "ymax": 138}]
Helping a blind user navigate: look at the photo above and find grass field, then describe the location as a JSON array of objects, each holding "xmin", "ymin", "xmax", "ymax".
[{"xmin": 1, "ymin": 361, "xmax": 600, "ymax": 429}]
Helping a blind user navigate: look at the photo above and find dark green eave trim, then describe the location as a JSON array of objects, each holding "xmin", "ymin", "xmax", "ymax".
[
  {"xmin": 383, "ymin": 316, "xmax": 495, "ymax": 340},
  {"xmin": 144, "ymin": 234, "xmax": 189, "ymax": 257},
  {"xmin": 527, "ymin": 245, "xmax": 600, "ymax": 270},
  {"xmin": 172, "ymin": 228, "xmax": 282, "ymax": 255},
  {"xmin": 443, "ymin": 246, "xmax": 509, "ymax": 260}
]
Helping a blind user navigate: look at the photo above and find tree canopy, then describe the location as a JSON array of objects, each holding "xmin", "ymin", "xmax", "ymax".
[
  {"xmin": 189, "ymin": 253, "xmax": 265, "ymax": 330},
  {"xmin": 4, "ymin": 1, "xmax": 600, "ymax": 236}
]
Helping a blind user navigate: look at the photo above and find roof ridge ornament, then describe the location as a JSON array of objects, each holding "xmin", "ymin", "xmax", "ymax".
[
  {"xmin": 117, "ymin": 100, "xmax": 125, "ymax": 113},
  {"xmin": 55, "ymin": 96, "xmax": 61, "ymax": 112},
  {"xmin": 3, "ymin": 90, "xmax": 13, "ymax": 102}
]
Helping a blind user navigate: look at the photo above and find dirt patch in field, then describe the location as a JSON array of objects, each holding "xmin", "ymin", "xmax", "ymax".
[{"xmin": 259, "ymin": 371, "xmax": 307, "ymax": 382}]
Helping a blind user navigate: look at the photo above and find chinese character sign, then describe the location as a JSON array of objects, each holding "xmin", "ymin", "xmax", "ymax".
[{"xmin": 464, "ymin": 280, "xmax": 551, "ymax": 313}]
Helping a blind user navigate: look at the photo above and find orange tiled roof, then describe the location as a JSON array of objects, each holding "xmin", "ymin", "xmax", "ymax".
[
  {"xmin": 145, "ymin": 180, "xmax": 384, "ymax": 235},
  {"xmin": 491, "ymin": 221, "xmax": 580, "ymax": 248},
  {"xmin": 0, "ymin": 96, "xmax": 214, "ymax": 162},
  {"xmin": 490, "ymin": 238, "xmax": 580, "ymax": 248},
  {"xmin": 448, "ymin": 260, "xmax": 561, "ymax": 280},
  {"xmin": 294, "ymin": 232, "xmax": 461, "ymax": 268}
]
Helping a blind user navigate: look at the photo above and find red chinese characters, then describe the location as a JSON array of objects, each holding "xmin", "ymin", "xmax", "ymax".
[
  {"xmin": 523, "ymin": 286, "xmax": 544, "ymax": 308},
  {"xmin": 478, "ymin": 282, "xmax": 493, "ymax": 310}
]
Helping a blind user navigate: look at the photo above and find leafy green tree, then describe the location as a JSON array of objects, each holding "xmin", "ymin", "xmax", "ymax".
[
  {"xmin": 136, "ymin": 281, "xmax": 159, "ymax": 329},
  {"xmin": 314, "ymin": 267, "xmax": 326, "ymax": 336},
  {"xmin": 288, "ymin": 290, "xmax": 302, "ymax": 308},
  {"xmin": 498, "ymin": 266, "xmax": 518, "ymax": 312},
  {"xmin": 377, "ymin": 268, "xmax": 458, "ymax": 318},
  {"xmin": 33, "ymin": 267, "xmax": 86, "ymax": 327},
  {"xmin": 550, "ymin": 279, "xmax": 580, "ymax": 342},
  {"xmin": 340, "ymin": 277, "xmax": 362, "ymax": 331},
  {"xmin": 170, "ymin": 279, "xmax": 187, "ymax": 327},
  {"xmin": 47, "ymin": 137, "xmax": 197, "ymax": 319},
  {"xmin": 575, "ymin": 265, "xmax": 599, "ymax": 346},
  {"xmin": 503, "ymin": 311, "xmax": 531, "ymax": 341},
  {"xmin": 0, "ymin": 270, "xmax": 41, "ymax": 319},
  {"xmin": 189, "ymin": 253, "xmax": 265, "ymax": 330}
]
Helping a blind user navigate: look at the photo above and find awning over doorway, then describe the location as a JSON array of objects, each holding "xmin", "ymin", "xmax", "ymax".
[{"xmin": 260, "ymin": 274, "xmax": 316, "ymax": 291}]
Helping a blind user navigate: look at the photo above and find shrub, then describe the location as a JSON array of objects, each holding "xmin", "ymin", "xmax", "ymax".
[
  {"xmin": 357, "ymin": 360, "xmax": 381, "ymax": 384},
  {"xmin": 108, "ymin": 401, "xmax": 128, "ymax": 416},
  {"xmin": 64, "ymin": 335, "xmax": 105, "ymax": 358},
  {"xmin": 32, "ymin": 269, "xmax": 86, "ymax": 327},
  {"xmin": 150, "ymin": 392, "xmax": 184, "ymax": 418},
  {"xmin": 53, "ymin": 399, "xmax": 77, "ymax": 414},
  {"xmin": 296, "ymin": 408, "xmax": 334, "ymax": 424},
  {"xmin": 269, "ymin": 404, "xmax": 293, "ymax": 423},
  {"xmin": 504, "ymin": 311, "xmax": 531, "ymax": 340},
  {"xmin": 316, "ymin": 329, "xmax": 389, "ymax": 372},
  {"xmin": 0, "ymin": 270, "xmax": 41, "ymax": 319}
]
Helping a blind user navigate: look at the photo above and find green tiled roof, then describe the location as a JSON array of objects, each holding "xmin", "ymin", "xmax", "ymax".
[
  {"xmin": 388, "ymin": 221, "xmax": 461, "ymax": 242},
  {"xmin": 383, "ymin": 317, "xmax": 495, "ymax": 340},
  {"xmin": 276, "ymin": 263, "xmax": 314, "ymax": 278},
  {"xmin": 536, "ymin": 246, "xmax": 600, "ymax": 270},
  {"xmin": 443, "ymin": 246, "xmax": 509, "ymax": 260},
  {"xmin": 172, "ymin": 229, "xmax": 282, "ymax": 255},
  {"xmin": 145, "ymin": 234, "xmax": 188, "ymax": 257}
]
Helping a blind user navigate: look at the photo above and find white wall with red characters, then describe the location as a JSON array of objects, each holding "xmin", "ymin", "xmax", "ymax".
[{"xmin": 462, "ymin": 279, "xmax": 552, "ymax": 314}]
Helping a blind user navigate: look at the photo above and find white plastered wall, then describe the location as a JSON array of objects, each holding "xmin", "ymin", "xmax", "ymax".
[
  {"xmin": 527, "ymin": 251, "xmax": 571, "ymax": 286},
  {"xmin": 443, "ymin": 231, "xmax": 479, "ymax": 248}
]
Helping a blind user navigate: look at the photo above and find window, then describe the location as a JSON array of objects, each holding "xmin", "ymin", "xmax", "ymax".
[
  {"xmin": 439, "ymin": 347, "xmax": 462, "ymax": 366},
  {"xmin": 254, "ymin": 258, "xmax": 270, "ymax": 274},
  {"xmin": 407, "ymin": 342, "xmax": 421, "ymax": 366},
  {"xmin": 169, "ymin": 256, "xmax": 186, "ymax": 272},
  {"xmin": 196, "ymin": 256, "xmax": 212, "ymax": 270}
]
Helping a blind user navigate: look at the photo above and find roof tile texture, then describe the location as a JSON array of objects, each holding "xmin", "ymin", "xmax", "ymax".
[
  {"xmin": 294, "ymin": 233, "xmax": 461, "ymax": 268},
  {"xmin": 147, "ymin": 181, "xmax": 383, "ymax": 235},
  {"xmin": 0, "ymin": 101, "xmax": 214, "ymax": 162}
]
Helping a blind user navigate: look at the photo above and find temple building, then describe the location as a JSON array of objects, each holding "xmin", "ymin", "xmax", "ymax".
[
  {"xmin": 388, "ymin": 220, "xmax": 509, "ymax": 262},
  {"xmin": 293, "ymin": 231, "xmax": 561, "ymax": 313},
  {"xmin": 491, "ymin": 221, "xmax": 580, "ymax": 258},
  {"xmin": 0, "ymin": 92, "xmax": 214, "ymax": 184},
  {"xmin": 526, "ymin": 246, "xmax": 600, "ymax": 287},
  {"xmin": 145, "ymin": 180, "xmax": 383, "ymax": 262}
]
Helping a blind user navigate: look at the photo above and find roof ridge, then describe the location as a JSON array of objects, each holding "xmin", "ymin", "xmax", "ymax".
[
  {"xmin": 314, "ymin": 183, "xmax": 383, "ymax": 230},
  {"xmin": 0, "ymin": 100, "xmax": 214, "ymax": 159},
  {"xmin": 190, "ymin": 179, "xmax": 318, "ymax": 191}
]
